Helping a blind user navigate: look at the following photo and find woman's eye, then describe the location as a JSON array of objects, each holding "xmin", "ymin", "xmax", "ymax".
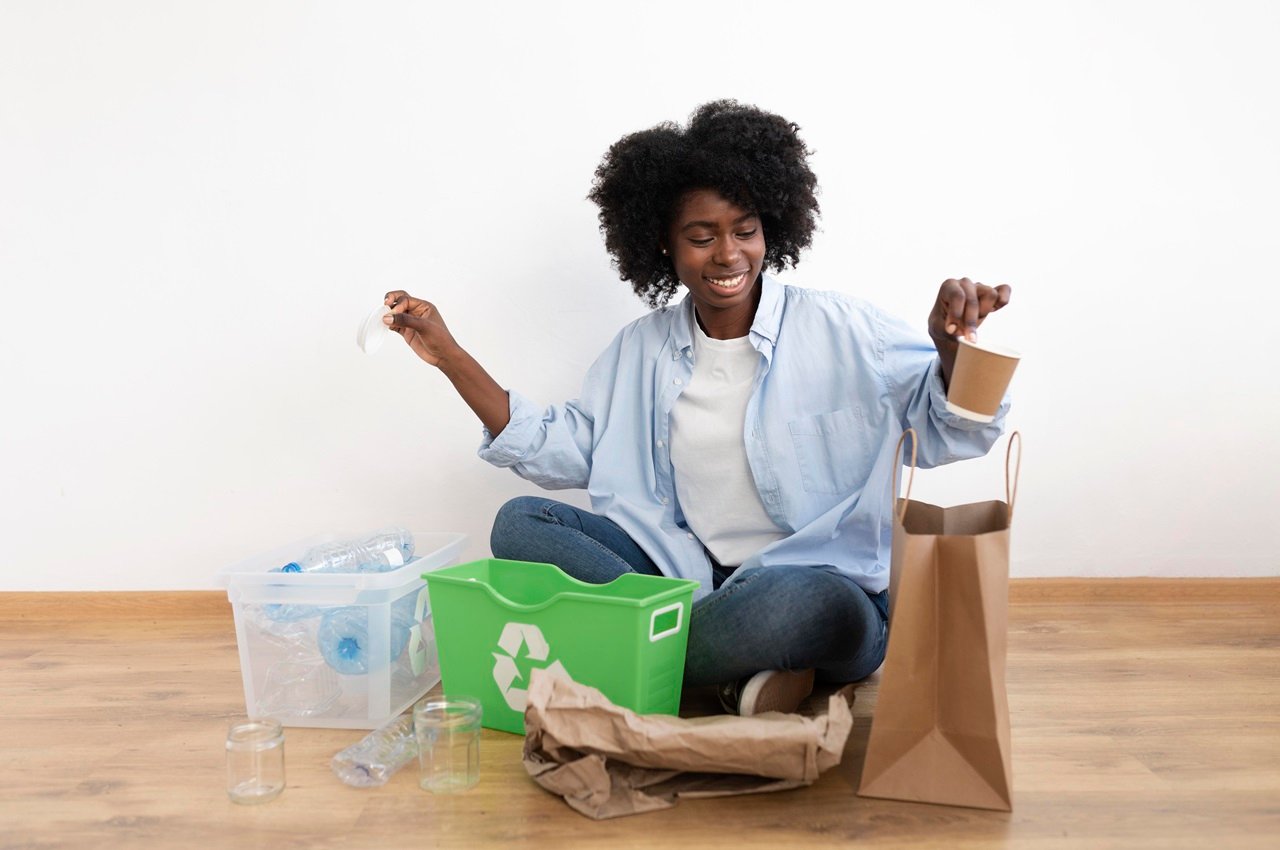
[
  {"xmin": 689, "ymin": 238, "xmax": 714, "ymax": 247},
  {"xmin": 737, "ymin": 229, "xmax": 758, "ymax": 239}
]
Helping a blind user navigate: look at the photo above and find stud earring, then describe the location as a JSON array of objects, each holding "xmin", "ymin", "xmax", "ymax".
[{"xmin": 661, "ymin": 248, "xmax": 669, "ymax": 255}]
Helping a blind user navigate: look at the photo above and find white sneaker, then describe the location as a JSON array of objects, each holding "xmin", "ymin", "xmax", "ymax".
[{"xmin": 719, "ymin": 668, "xmax": 816, "ymax": 716}]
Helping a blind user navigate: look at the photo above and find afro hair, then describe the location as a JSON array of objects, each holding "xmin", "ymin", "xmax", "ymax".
[{"xmin": 587, "ymin": 100, "xmax": 820, "ymax": 307}]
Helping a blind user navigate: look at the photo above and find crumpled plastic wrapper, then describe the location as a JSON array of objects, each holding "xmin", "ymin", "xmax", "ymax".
[{"xmin": 522, "ymin": 669, "xmax": 854, "ymax": 819}]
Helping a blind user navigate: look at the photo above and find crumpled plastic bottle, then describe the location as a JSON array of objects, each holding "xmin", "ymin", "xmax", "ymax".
[
  {"xmin": 331, "ymin": 712, "xmax": 418, "ymax": 787},
  {"xmin": 316, "ymin": 597, "xmax": 417, "ymax": 675}
]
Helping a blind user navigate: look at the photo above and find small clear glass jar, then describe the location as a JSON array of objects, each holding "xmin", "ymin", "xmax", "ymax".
[
  {"xmin": 225, "ymin": 718, "xmax": 286, "ymax": 804},
  {"xmin": 414, "ymin": 696, "xmax": 481, "ymax": 793}
]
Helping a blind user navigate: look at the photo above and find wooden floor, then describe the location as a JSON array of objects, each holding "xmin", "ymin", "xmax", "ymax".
[{"xmin": 1, "ymin": 580, "xmax": 1278, "ymax": 849}]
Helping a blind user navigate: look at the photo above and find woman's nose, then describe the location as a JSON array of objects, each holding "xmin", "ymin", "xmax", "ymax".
[{"xmin": 713, "ymin": 238, "xmax": 740, "ymax": 266}]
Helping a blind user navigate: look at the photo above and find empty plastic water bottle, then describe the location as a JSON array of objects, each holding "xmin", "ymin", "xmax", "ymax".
[
  {"xmin": 331, "ymin": 712, "xmax": 418, "ymax": 787},
  {"xmin": 316, "ymin": 597, "xmax": 417, "ymax": 675},
  {"xmin": 263, "ymin": 529, "xmax": 415, "ymax": 623},
  {"xmin": 280, "ymin": 527, "xmax": 416, "ymax": 574},
  {"xmin": 262, "ymin": 602, "xmax": 322, "ymax": 623}
]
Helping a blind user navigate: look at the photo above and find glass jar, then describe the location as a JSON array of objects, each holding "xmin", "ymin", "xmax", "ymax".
[
  {"xmin": 413, "ymin": 696, "xmax": 481, "ymax": 793},
  {"xmin": 225, "ymin": 718, "xmax": 286, "ymax": 804}
]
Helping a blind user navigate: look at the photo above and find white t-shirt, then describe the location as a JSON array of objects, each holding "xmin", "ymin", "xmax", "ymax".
[{"xmin": 668, "ymin": 317, "xmax": 787, "ymax": 566}]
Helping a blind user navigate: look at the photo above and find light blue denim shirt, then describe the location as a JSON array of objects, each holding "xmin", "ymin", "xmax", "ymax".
[{"xmin": 479, "ymin": 275, "xmax": 1007, "ymax": 600}]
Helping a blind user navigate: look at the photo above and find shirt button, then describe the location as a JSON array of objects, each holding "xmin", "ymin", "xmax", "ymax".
[
  {"xmin": 656, "ymin": 439, "xmax": 665, "ymax": 448},
  {"xmin": 673, "ymin": 378, "xmax": 683, "ymax": 386},
  {"xmin": 661, "ymin": 497, "xmax": 670, "ymax": 505},
  {"xmin": 686, "ymin": 532, "xmax": 695, "ymax": 540}
]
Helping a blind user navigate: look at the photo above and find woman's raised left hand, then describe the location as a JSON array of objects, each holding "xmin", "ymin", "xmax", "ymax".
[{"xmin": 928, "ymin": 277, "xmax": 1012, "ymax": 386}]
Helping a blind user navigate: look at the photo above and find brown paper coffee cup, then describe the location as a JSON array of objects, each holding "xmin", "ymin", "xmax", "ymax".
[{"xmin": 945, "ymin": 338, "xmax": 1020, "ymax": 423}]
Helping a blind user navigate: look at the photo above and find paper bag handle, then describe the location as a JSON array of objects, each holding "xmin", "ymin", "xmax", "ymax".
[
  {"xmin": 894, "ymin": 428, "xmax": 1021, "ymax": 523},
  {"xmin": 1005, "ymin": 430, "xmax": 1022, "ymax": 522},
  {"xmin": 892, "ymin": 428, "xmax": 918, "ymax": 524}
]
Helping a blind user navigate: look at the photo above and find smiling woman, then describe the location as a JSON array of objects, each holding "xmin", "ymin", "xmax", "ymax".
[{"xmin": 383, "ymin": 100, "xmax": 1013, "ymax": 717}]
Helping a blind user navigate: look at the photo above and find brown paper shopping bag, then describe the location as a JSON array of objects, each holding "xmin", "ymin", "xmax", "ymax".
[{"xmin": 857, "ymin": 429, "xmax": 1021, "ymax": 811}]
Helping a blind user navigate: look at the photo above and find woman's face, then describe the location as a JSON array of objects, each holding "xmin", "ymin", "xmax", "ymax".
[{"xmin": 665, "ymin": 189, "xmax": 766, "ymax": 333}]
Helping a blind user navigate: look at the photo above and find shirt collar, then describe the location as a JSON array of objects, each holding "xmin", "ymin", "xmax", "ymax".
[{"xmin": 671, "ymin": 273, "xmax": 784, "ymax": 356}]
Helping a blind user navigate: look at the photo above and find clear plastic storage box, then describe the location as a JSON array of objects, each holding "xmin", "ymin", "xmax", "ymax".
[{"xmin": 219, "ymin": 531, "xmax": 466, "ymax": 729}]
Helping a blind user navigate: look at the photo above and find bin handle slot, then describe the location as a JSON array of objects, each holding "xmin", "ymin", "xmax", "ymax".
[
  {"xmin": 649, "ymin": 602, "xmax": 684, "ymax": 643},
  {"xmin": 408, "ymin": 586, "xmax": 432, "ymax": 676}
]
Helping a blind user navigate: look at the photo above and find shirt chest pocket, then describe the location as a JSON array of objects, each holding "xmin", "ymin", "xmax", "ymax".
[{"xmin": 787, "ymin": 407, "xmax": 873, "ymax": 496}]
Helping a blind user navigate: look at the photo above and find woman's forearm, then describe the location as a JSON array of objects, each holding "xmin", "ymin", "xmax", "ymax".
[{"xmin": 437, "ymin": 347, "xmax": 511, "ymax": 437}]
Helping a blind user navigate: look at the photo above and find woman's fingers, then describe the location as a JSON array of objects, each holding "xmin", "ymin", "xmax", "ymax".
[
  {"xmin": 990, "ymin": 284, "xmax": 1012, "ymax": 313},
  {"xmin": 960, "ymin": 278, "xmax": 982, "ymax": 340},
  {"xmin": 938, "ymin": 278, "xmax": 970, "ymax": 338},
  {"xmin": 973, "ymin": 283, "xmax": 1012, "ymax": 325},
  {"xmin": 383, "ymin": 291, "xmax": 437, "ymax": 329},
  {"xmin": 385, "ymin": 307, "xmax": 430, "ymax": 333},
  {"xmin": 939, "ymin": 278, "xmax": 1011, "ymax": 341},
  {"xmin": 384, "ymin": 299, "xmax": 445, "ymax": 343},
  {"xmin": 384, "ymin": 311, "xmax": 405, "ymax": 334},
  {"xmin": 383, "ymin": 290, "xmax": 430, "ymax": 316}
]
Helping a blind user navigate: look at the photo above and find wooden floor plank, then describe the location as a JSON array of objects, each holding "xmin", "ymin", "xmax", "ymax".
[{"xmin": 0, "ymin": 581, "xmax": 1277, "ymax": 849}]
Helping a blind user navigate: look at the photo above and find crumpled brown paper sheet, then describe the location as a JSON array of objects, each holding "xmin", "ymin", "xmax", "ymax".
[{"xmin": 521, "ymin": 669, "xmax": 854, "ymax": 819}]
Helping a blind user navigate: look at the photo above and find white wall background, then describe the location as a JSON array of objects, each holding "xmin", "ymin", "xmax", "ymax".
[{"xmin": 2, "ymin": 0, "xmax": 1277, "ymax": 590}]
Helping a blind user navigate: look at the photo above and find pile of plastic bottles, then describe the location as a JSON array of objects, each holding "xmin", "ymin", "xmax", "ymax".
[{"xmin": 262, "ymin": 527, "xmax": 421, "ymax": 674}]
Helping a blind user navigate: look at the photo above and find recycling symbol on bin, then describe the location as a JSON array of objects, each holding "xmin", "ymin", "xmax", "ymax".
[{"xmin": 492, "ymin": 622, "xmax": 571, "ymax": 712}]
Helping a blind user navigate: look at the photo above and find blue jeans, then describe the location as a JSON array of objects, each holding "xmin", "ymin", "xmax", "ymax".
[{"xmin": 489, "ymin": 496, "xmax": 889, "ymax": 688}]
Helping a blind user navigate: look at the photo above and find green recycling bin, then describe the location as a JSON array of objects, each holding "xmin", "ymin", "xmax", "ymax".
[{"xmin": 423, "ymin": 558, "xmax": 698, "ymax": 734}]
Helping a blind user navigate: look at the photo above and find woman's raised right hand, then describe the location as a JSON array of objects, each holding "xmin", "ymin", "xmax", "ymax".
[{"xmin": 383, "ymin": 291, "xmax": 461, "ymax": 368}]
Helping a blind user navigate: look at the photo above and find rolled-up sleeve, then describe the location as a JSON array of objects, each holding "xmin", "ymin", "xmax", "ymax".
[
  {"xmin": 878, "ymin": 308, "xmax": 1008, "ymax": 468},
  {"xmin": 476, "ymin": 330, "xmax": 630, "ymax": 490},
  {"xmin": 477, "ymin": 390, "xmax": 595, "ymax": 489}
]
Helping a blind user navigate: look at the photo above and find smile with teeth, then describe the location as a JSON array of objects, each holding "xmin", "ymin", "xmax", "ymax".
[{"xmin": 705, "ymin": 272, "xmax": 747, "ymax": 289}]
